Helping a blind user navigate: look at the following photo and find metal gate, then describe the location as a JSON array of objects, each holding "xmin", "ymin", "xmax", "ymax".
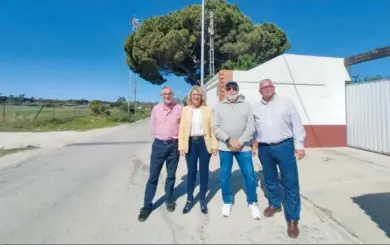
[{"xmin": 346, "ymin": 79, "xmax": 390, "ymax": 155}]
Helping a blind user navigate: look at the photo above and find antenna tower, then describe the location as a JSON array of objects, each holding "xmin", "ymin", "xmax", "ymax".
[
  {"xmin": 208, "ymin": 11, "xmax": 215, "ymax": 77},
  {"xmin": 128, "ymin": 16, "xmax": 141, "ymax": 115}
]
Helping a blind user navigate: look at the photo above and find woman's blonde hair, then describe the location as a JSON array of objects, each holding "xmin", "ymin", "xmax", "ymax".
[{"xmin": 186, "ymin": 85, "xmax": 207, "ymax": 106}]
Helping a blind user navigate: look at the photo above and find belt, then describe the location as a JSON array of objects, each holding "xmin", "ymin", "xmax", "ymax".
[
  {"xmin": 190, "ymin": 136, "xmax": 204, "ymax": 140},
  {"xmin": 259, "ymin": 138, "xmax": 292, "ymax": 146},
  {"xmin": 154, "ymin": 138, "xmax": 178, "ymax": 144}
]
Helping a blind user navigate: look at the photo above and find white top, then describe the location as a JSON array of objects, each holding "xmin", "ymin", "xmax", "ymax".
[
  {"xmin": 190, "ymin": 108, "xmax": 204, "ymax": 136},
  {"xmin": 252, "ymin": 94, "xmax": 306, "ymax": 149}
]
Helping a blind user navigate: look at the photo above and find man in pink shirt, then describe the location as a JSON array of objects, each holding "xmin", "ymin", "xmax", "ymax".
[{"xmin": 138, "ymin": 86, "xmax": 182, "ymax": 222}]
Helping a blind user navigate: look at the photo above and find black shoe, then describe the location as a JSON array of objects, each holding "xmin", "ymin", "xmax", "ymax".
[
  {"xmin": 200, "ymin": 200, "xmax": 208, "ymax": 214},
  {"xmin": 166, "ymin": 200, "xmax": 176, "ymax": 212},
  {"xmin": 138, "ymin": 207, "xmax": 152, "ymax": 222},
  {"xmin": 182, "ymin": 200, "xmax": 193, "ymax": 214}
]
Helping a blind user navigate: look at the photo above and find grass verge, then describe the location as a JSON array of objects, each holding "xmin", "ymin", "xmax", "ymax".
[
  {"xmin": 0, "ymin": 145, "xmax": 38, "ymax": 157},
  {"xmin": 0, "ymin": 111, "xmax": 150, "ymax": 132}
]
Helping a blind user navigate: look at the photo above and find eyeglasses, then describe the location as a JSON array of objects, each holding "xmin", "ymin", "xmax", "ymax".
[
  {"xmin": 260, "ymin": 86, "xmax": 274, "ymax": 91},
  {"xmin": 226, "ymin": 87, "xmax": 238, "ymax": 92}
]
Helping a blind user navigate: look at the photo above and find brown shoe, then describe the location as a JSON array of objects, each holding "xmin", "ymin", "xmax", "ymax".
[
  {"xmin": 287, "ymin": 220, "xmax": 299, "ymax": 238},
  {"xmin": 263, "ymin": 206, "xmax": 282, "ymax": 217}
]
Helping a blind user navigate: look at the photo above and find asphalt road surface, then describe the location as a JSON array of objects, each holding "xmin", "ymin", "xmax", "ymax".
[{"xmin": 0, "ymin": 119, "xmax": 360, "ymax": 244}]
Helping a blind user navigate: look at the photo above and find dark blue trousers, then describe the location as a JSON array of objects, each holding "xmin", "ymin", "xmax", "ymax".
[
  {"xmin": 258, "ymin": 138, "xmax": 301, "ymax": 221},
  {"xmin": 143, "ymin": 138, "xmax": 180, "ymax": 209},
  {"xmin": 185, "ymin": 137, "xmax": 211, "ymax": 202}
]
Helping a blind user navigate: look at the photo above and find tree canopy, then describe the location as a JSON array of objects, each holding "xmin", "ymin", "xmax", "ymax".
[{"xmin": 123, "ymin": 0, "xmax": 291, "ymax": 85}]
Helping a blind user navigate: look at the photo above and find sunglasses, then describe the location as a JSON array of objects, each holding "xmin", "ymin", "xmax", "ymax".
[{"xmin": 226, "ymin": 87, "xmax": 238, "ymax": 92}]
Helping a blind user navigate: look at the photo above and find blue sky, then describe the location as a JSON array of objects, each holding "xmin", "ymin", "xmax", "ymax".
[{"xmin": 0, "ymin": 0, "xmax": 389, "ymax": 102}]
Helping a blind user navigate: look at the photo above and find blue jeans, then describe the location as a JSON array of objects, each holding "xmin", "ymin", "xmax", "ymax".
[
  {"xmin": 257, "ymin": 138, "xmax": 301, "ymax": 221},
  {"xmin": 143, "ymin": 139, "xmax": 180, "ymax": 208},
  {"xmin": 219, "ymin": 150, "xmax": 258, "ymax": 204},
  {"xmin": 185, "ymin": 137, "xmax": 211, "ymax": 201}
]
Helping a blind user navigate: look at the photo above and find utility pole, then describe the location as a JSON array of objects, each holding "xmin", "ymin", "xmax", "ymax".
[
  {"xmin": 208, "ymin": 10, "xmax": 215, "ymax": 77},
  {"xmin": 128, "ymin": 16, "xmax": 141, "ymax": 115},
  {"xmin": 127, "ymin": 70, "xmax": 131, "ymax": 116},
  {"xmin": 200, "ymin": 0, "xmax": 205, "ymax": 88}
]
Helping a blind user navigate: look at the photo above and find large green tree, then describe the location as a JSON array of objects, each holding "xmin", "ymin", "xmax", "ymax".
[{"xmin": 123, "ymin": 0, "xmax": 290, "ymax": 85}]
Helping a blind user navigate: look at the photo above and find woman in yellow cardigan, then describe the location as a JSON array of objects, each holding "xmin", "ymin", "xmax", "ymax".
[{"xmin": 178, "ymin": 85, "xmax": 218, "ymax": 214}]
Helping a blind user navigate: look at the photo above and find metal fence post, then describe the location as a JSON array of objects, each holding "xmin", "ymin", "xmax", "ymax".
[
  {"xmin": 2, "ymin": 103, "xmax": 5, "ymax": 122},
  {"xmin": 33, "ymin": 105, "xmax": 44, "ymax": 122}
]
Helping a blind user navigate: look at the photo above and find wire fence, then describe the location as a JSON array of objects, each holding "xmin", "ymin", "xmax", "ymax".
[
  {"xmin": 0, "ymin": 102, "xmax": 154, "ymax": 131},
  {"xmin": 0, "ymin": 103, "xmax": 89, "ymax": 123}
]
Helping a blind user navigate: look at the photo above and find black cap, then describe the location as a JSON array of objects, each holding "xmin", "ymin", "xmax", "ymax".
[{"xmin": 225, "ymin": 81, "xmax": 239, "ymax": 89}]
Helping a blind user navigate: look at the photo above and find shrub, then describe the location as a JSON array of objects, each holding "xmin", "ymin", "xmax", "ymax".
[{"xmin": 89, "ymin": 100, "xmax": 108, "ymax": 115}]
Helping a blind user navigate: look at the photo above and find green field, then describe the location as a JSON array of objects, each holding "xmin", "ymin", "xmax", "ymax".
[
  {"xmin": 1, "ymin": 105, "xmax": 89, "ymax": 121},
  {"xmin": 0, "ymin": 104, "xmax": 150, "ymax": 132}
]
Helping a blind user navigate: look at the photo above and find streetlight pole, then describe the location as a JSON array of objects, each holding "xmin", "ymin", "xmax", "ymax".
[{"xmin": 200, "ymin": 0, "xmax": 205, "ymax": 88}]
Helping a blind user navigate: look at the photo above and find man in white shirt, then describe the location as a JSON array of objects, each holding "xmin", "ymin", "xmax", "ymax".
[{"xmin": 252, "ymin": 79, "xmax": 306, "ymax": 239}]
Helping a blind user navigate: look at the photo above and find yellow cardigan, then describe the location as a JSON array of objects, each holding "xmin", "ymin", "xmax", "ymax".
[{"xmin": 178, "ymin": 105, "xmax": 218, "ymax": 154}]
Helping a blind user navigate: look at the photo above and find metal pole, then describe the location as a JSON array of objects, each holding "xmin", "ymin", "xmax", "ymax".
[
  {"xmin": 208, "ymin": 10, "xmax": 215, "ymax": 76},
  {"xmin": 127, "ymin": 70, "xmax": 131, "ymax": 115},
  {"xmin": 128, "ymin": 16, "xmax": 140, "ymax": 116},
  {"xmin": 134, "ymin": 73, "xmax": 137, "ymax": 115},
  {"xmin": 200, "ymin": 0, "xmax": 205, "ymax": 88}
]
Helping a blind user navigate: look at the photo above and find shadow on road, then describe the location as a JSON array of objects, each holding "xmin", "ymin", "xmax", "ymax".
[
  {"xmin": 152, "ymin": 167, "xmax": 270, "ymax": 212},
  {"xmin": 150, "ymin": 164, "xmax": 292, "ymax": 222},
  {"xmin": 352, "ymin": 192, "xmax": 390, "ymax": 238}
]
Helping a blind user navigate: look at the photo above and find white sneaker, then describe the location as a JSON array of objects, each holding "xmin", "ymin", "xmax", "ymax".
[
  {"xmin": 221, "ymin": 204, "xmax": 232, "ymax": 217},
  {"xmin": 249, "ymin": 203, "xmax": 261, "ymax": 220}
]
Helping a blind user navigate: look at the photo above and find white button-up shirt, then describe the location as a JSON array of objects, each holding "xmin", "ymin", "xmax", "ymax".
[
  {"xmin": 190, "ymin": 108, "xmax": 204, "ymax": 136},
  {"xmin": 252, "ymin": 95, "xmax": 306, "ymax": 149}
]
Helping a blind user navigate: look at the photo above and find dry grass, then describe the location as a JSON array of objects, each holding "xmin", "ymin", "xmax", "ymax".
[{"xmin": 0, "ymin": 145, "xmax": 38, "ymax": 157}]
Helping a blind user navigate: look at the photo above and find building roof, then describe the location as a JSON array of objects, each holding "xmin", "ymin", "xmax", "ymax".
[{"xmin": 234, "ymin": 54, "xmax": 351, "ymax": 85}]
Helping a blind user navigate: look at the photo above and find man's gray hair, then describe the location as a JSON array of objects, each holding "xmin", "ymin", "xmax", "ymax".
[
  {"xmin": 260, "ymin": 79, "xmax": 273, "ymax": 85},
  {"xmin": 161, "ymin": 86, "xmax": 173, "ymax": 92}
]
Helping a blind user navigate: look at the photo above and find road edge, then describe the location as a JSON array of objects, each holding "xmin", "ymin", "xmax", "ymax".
[{"xmin": 0, "ymin": 118, "xmax": 151, "ymax": 172}]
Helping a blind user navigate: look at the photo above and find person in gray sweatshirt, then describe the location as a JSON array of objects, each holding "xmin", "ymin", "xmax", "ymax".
[{"xmin": 212, "ymin": 80, "xmax": 260, "ymax": 220}]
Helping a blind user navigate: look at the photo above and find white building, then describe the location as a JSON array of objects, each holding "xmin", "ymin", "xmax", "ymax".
[{"xmin": 204, "ymin": 53, "xmax": 351, "ymax": 148}]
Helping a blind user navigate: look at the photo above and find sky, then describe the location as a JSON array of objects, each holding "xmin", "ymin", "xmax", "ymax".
[{"xmin": 0, "ymin": 0, "xmax": 389, "ymax": 102}]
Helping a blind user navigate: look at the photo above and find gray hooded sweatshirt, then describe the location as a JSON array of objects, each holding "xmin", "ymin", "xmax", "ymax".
[{"xmin": 212, "ymin": 94, "xmax": 255, "ymax": 152}]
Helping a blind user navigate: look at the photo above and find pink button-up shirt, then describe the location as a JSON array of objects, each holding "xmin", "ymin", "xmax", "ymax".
[{"xmin": 149, "ymin": 103, "xmax": 182, "ymax": 140}]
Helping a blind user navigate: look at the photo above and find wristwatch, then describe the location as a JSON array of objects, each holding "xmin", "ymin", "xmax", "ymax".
[{"xmin": 225, "ymin": 137, "xmax": 231, "ymax": 144}]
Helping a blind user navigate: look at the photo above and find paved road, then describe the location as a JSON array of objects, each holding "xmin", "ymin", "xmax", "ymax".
[{"xmin": 0, "ymin": 120, "xmax": 359, "ymax": 244}]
